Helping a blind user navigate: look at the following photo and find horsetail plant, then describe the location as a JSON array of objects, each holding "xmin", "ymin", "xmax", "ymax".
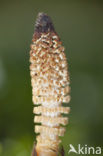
[{"xmin": 30, "ymin": 12, "xmax": 71, "ymax": 156}]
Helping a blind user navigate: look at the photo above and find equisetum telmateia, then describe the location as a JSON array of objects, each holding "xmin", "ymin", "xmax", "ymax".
[{"xmin": 30, "ymin": 13, "xmax": 71, "ymax": 156}]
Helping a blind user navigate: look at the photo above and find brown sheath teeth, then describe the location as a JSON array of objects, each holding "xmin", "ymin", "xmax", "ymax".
[{"xmin": 30, "ymin": 12, "xmax": 71, "ymax": 156}]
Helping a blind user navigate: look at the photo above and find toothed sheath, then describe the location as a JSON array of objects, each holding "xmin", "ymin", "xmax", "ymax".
[{"xmin": 30, "ymin": 13, "xmax": 70, "ymax": 156}]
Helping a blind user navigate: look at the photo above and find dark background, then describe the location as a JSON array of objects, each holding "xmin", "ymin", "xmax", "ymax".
[{"xmin": 0, "ymin": 0, "xmax": 103, "ymax": 155}]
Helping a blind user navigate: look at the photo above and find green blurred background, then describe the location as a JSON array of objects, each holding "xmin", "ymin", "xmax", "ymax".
[{"xmin": 0, "ymin": 0, "xmax": 103, "ymax": 155}]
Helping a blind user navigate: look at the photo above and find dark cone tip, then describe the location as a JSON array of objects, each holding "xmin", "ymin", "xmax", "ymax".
[{"xmin": 35, "ymin": 12, "xmax": 55, "ymax": 33}]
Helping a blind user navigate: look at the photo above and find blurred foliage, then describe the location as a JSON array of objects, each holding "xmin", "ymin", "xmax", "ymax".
[{"xmin": 0, "ymin": 0, "xmax": 103, "ymax": 156}]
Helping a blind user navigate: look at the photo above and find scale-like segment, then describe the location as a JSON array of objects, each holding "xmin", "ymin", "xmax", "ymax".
[{"xmin": 30, "ymin": 12, "xmax": 70, "ymax": 156}]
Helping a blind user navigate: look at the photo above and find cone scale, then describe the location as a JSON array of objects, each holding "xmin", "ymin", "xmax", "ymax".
[{"xmin": 30, "ymin": 13, "xmax": 70, "ymax": 156}]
